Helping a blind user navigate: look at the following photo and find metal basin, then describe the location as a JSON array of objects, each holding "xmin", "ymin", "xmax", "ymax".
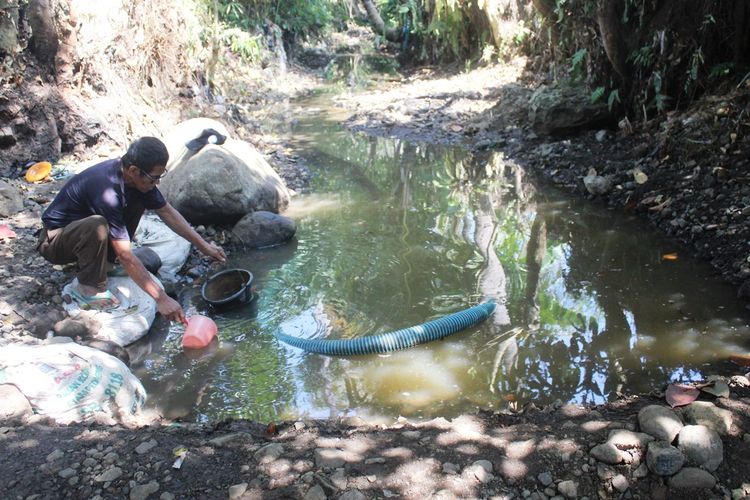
[{"xmin": 201, "ymin": 268, "xmax": 254, "ymax": 308}]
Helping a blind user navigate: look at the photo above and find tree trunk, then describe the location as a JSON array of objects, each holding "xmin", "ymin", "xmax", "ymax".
[
  {"xmin": 205, "ymin": 0, "xmax": 219, "ymax": 91},
  {"xmin": 0, "ymin": 0, "xmax": 19, "ymax": 55},
  {"xmin": 530, "ymin": 0, "xmax": 555, "ymax": 20},
  {"xmin": 27, "ymin": 0, "xmax": 59, "ymax": 77},
  {"xmin": 734, "ymin": 1, "xmax": 750, "ymax": 64},
  {"xmin": 530, "ymin": 0, "xmax": 559, "ymax": 58},
  {"xmin": 360, "ymin": 0, "xmax": 401, "ymax": 43},
  {"xmin": 596, "ymin": 0, "xmax": 629, "ymax": 86},
  {"xmin": 54, "ymin": 0, "xmax": 78, "ymax": 84}
]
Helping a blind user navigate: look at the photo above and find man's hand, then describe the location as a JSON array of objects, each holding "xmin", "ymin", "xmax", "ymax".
[
  {"xmin": 155, "ymin": 204, "xmax": 227, "ymax": 264},
  {"xmin": 156, "ymin": 294, "xmax": 186, "ymax": 324},
  {"xmin": 202, "ymin": 241, "xmax": 226, "ymax": 264}
]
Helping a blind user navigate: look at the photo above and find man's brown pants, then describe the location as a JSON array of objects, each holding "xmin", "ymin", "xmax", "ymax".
[
  {"xmin": 37, "ymin": 200, "xmax": 145, "ymax": 291},
  {"xmin": 37, "ymin": 216, "xmax": 110, "ymax": 291}
]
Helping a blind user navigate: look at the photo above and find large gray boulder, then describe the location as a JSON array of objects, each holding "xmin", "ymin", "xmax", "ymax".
[
  {"xmin": 232, "ymin": 210, "xmax": 296, "ymax": 248},
  {"xmin": 529, "ymin": 83, "xmax": 614, "ymax": 136},
  {"xmin": 161, "ymin": 140, "xmax": 290, "ymax": 225}
]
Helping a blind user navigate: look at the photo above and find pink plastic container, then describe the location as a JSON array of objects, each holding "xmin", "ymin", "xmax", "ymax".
[{"xmin": 182, "ymin": 315, "xmax": 218, "ymax": 349}]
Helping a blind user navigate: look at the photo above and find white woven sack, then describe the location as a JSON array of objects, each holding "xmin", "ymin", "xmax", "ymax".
[
  {"xmin": 0, "ymin": 342, "xmax": 146, "ymax": 424},
  {"xmin": 62, "ymin": 275, "xmax": 163, "ymax": 346}
]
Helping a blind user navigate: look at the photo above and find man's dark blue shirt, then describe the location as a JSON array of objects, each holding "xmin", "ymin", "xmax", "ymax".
[{"xmin": 42, "ymin": 159, "xmax": 166, "ymax": 241}]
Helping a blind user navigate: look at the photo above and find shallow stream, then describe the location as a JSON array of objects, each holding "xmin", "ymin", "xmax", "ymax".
[{"xmin": 130, "ymin": 96, "xmax": 750, "ymax": 424}]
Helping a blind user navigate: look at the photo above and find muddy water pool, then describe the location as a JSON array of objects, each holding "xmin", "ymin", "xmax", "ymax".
[{"xmin": 129, "ymin": 101, "xmax": 750, "ymax": 423}]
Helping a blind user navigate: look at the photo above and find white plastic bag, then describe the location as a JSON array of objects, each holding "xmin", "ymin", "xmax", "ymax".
[
  {"xmin": 0, "ymin": 342, "xmax": 146, "ymax": 424},
  {"xmin": 134, "ymin": 214, "xmax": 192, "ymax": 277},
  {"xmin": 62, "ymin": 275, "xmax": 162, "ymax": 346}
]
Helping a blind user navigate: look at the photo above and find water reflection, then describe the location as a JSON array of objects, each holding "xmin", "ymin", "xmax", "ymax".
[{"xmin": 134, "ymin": 108, "xmax": 750, "ymax": 422}]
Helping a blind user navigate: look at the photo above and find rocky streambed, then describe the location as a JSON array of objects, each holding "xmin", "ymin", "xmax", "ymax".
[{"xmin": 2, "ymin": 390, "xmax": 750, "ymax": 499}]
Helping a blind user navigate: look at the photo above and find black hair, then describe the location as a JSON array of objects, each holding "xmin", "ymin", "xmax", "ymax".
[{"xmin": 121, "ymin": 137, "xmax": 169, "ymax": 174}]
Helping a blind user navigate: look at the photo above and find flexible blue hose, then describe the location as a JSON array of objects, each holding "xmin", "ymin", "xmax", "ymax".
[{"xmin": 274, "ymin": 301, "xmax": 496, "ymax": 356}]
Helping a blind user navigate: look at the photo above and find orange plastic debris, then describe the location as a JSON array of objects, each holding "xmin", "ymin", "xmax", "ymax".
[
  {"xmin": 662, "ymin": 253, "xmax": 678, "ymax": 261},
  {"xmin": 25, "ymin": 161, "xmax": 52, "ymax": 182}
]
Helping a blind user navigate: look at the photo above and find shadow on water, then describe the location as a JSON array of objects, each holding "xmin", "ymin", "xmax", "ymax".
[{"xmin": 133, "ymin": 96, "xmax": 750, "ymax": 423}]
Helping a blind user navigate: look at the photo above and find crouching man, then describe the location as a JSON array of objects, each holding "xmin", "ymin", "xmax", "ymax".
[{"xmin": 37, "ymin": 137, "xmax": 226, "ymax": 323}]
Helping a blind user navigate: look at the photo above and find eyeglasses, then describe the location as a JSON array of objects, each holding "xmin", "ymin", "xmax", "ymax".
[{"xmin": 138, "ymin": 168, "xmax": 167, "ymax": 183}]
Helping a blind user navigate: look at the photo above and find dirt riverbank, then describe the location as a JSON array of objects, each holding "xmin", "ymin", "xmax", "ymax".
[{"xmin": 1, "ymin": 55, "xmax": 750, "ymax": 499}]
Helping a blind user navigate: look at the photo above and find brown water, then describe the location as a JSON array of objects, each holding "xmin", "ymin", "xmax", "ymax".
[{"xmin": 129, "ymin": 98, "xmax": 750, "ymax": 424}]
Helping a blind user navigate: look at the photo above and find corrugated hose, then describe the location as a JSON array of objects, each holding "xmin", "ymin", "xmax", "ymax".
[{"xmin": 274, "ymin": 301, "xmax": 496, "ymax": 356}]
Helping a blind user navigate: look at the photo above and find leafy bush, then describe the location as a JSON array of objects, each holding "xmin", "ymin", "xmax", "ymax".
[
  {"xmin": 530, "ymin": 0, "xmax": 750, "ymax": 118},
  {"xmin": 206, "ymin": 0, "xmax": 343, "ymax": 41}
]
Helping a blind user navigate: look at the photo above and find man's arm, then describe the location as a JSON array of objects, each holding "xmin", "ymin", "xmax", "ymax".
[
  {"xmin": 111, "ymin": 239, "xmax": 186, "ymax": 323},
  {"xmin": 154, "ymin": 203, "xmax": 227, "ymax": 263}
]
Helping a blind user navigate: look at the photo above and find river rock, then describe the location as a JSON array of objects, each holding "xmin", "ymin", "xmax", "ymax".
[
  {"xmin": 231, "ymin": 211, "xmax": 296, "ymax": 248},
  {"xmin": 304, "ymin": 485, "xmax": 327, "ymax": 500},
  {"xmin": 464, "ymin": 460, "xmax": 493, "ymax": 483},
  {"xmin": 53, "ymin": 317, "xmax": 101, "ymax": 339},
  {"xmin": 612, "ymin": 474, "xmax": 629, "ymax": 492},
  {"xmin": 81, "ymin": 340, "xmax": 130, "ymax": 367},
  {"xmin": 537, "ymin": 471, "xmax": 553, "ymax": 486},
  {"xmin": 0, "ymin": 180, "xmax": 23, "ymax": 217},
  {"xmin": 682, "ymin": 401, "xmax": 733, "ymax": 435},
  {"xmin": 254, "ymin": 443, "xmax": 284, "ymax": 464},
  {"xmin": 339, "ymin": 491, "xmax": 366, "ymax": 500},
  {"xmin": 638, "ymin": 405, "xmax": 683, "ymax": 442},
  {"xmin": 677, "ymin": 425, "xmax": 723, "ymax": 471},
  {"xmin": 607, "ymin": 429, "xmax": 654, "ymax": 449},
  {"xmin": 228, "ymin": 483, "xmax": 248, "ymax": 499},
  {"xmin": 557, "ymin": 479, "xmax": 578, "ymax": 498},
  {"xmin": 590, "ymin": 443, "xmax": 625, "ymax": 464},
  {"xmin": 95, "ymin": 466, "xmax": 123, "ymax": 482},
  {"xmin": 0, "ymin": 384, "xmax": 32, "ymax": 424},
  {"xmin": 583, "ymin": 169, "xmax": 612, "ymax": 196},
  {"xmin": 132, "ymin": 247, "xmax": 162, "ymax": 275},
  {"xmin": 297, "ymin": 47, "xmax": 334, "ymax": 69},
  {"xmin": 668, "ymin": 467, "xmax": 716, "ymax": 490},
  {"xmin": 130, "ymin": 481, "xmax": 159, "ymax": 500},
  {"xmin": 528, "ymin": 83, "xmax": 613, "ymax": 135},
  {"xmin": 646, "ymin": 441, "xmax": 685, "ymax": 476},
  {"xmin": 161, "ymin": 139, "xmax": 290, "ymax": 225},
  {"xmin": 314, "ymin": 448, "xmax": 346, "ymax": 468},
  {"xmin": 135, "ymin": 438, "xmax": 158, "ymax": 455}
]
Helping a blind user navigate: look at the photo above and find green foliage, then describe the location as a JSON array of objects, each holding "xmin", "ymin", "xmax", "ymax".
[
  {"xmin": 512, "ymin": 21, "xmax": 532, "ymax": 47},
  {"xmin": 425, "ymin": 0, "xmax": 467, "ymax": 61},
  {"xmin": 380, "ymin": 0, "xmax": 423, "ymax": 33},
  {"xmin": 222, "ymin": 27, "xmax": 262, "ymax": 61},
  {"xmin": 590, "ymin": 85, "xmax": 605, "ymax": 104},
  {"xmin": 590, "ymin": 86, "xmax": 621, "ymax": 112},
  {"xmin": 569, "ymin": 48, "xmax": 587, "ymax": 79},
  {"xmin": 708, "ymin": 62, "xmax": 733, "ymax": 80},
  {"xmin": 274, "ymin": 0, "xmax": 334, "ymax": 40},
  {"xmin": 607, "ymin": 89, "xmax": 620, "ymax": 111},
  {"xmin": 362, "ymin": 0, "xmax": 507, "ymax": 64},
  {"xmin": 207, "ymin": 0, "xmax": 342, "ymax": 41},
  {"xmin": 629, "ymin": 46, "xmax": 653, "ymax": 68},
  {"xmin": 532, "ymin": 0, "xmax": 748, "ymax": 119}
]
